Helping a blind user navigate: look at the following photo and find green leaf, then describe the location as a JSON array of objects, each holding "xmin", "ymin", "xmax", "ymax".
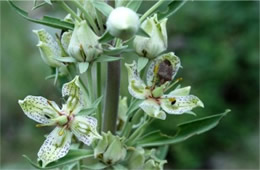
[
  {"xmin": 81, "ymin": 162, "xmax": 107, "ymax": 170},
  {"xmin": 136, "ymin": 28, "xmax": 150, "ymax": 38},
  {"xmin": 137, "ymin": 57, "xmax": 149, "ymax": 72},
  {"xmin": 158, "ymin": 0, "xmax": 188, "ymax": 20},
  {"xmin": 137, "ymin": 109, "xmax": 230, "ymax": 147},
  {"xmin": 8, "ymin": 1, "xmax": 74, "ymax": 30},
  {"xmin": 95, "ymin": 55, "xmax": 122, "ymax": 63},
  {"xmin": 93, "ymin": 1, "xmax": 114, "ymax": 17},
  {"xmin": 126, "ymin": 0, "xmax": 143, "ymax": 12},
  {"xmin": 92, "ymin": 96, "xmax": 103, "ymax": 108},
  {"xmin": 99, "ymin": 31, "xmax": 114, "ymax": 43},
  {"xmin": 127, "ymin": 99, "xmax": 143, "ymax": 115},
  {"xmin": 77, "ymin": 107, "xmax": 96, "ymax": 116},
  {"xmin": 32, "ymin": 1, "xmax": 47, "ymax": 10},
  {"xmin": 23, "ymin": 149, "xmax": 93, "ymax": 169},
  {"xmin": 54, "ymin": 56, "xmax": 77, "ymax": 63}
]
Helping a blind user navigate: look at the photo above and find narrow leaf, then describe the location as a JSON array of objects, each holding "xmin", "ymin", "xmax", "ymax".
[
  {"xmin": 93, "ymin": 1, "xmax": 114, "ymax": 17},
  {"xmin": 8, "ymin": 1, "xmax": 74, "ymax": 30},
  {"xmin": 99, "ymin": 31, "xmax": 114, "ymax": 43},
  {"xmin": 158, "ymin": 0, "xmax": 188, "ymax": 20},
  {"xmin": 81, "ymin": 162, "xmax": 107, "ymax": 170},
  {"xmin": 137, "ymin": 109, "xmax": 230, "ymax": 147},
  {"xmin": 95, "ymin": 55, "xmax": 122, "ymax": 63},
  {"xmin": 23, "ymin": 149, "xmax": 93, "ymax": 169},
  {"xmin": 54, "ymin": 57, "xmax": 77, "ymax": 63},
  {"xmin": 126, "ymin": 0, "xmax": 143, "ymax": 12}
]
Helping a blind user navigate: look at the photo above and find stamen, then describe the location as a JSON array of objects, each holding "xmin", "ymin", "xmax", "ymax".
[{"xmin": 59, "ymin": 126, "xmax": 67, "ymax": 136}]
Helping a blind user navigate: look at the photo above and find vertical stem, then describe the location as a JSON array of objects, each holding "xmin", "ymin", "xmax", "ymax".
[
  {"xmin": 102, "ymin": 59, "xmax": 121, "ymax": 133},
  {"xmin": 140, "ymin": 0, "xmax": 164, "ymax": 22},
  {"xmin": 59, "ymin": 1, "xmax": 81, "ymax": 22},
  {"xmin": 96, "ymin": 62, "xmax": 102, "ymax": 132}
]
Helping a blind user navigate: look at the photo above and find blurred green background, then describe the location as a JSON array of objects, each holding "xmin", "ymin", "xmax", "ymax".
[{"xmin": 1, "ymin": 1, "xmax": 259, "ymax": 169}]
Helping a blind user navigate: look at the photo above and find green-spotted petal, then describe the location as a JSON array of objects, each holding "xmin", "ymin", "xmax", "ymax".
[
  {"xmin": 62, "ymin": 76, "xmax": 87, "ymax": 111},
  {"xmin": 140, "ymin": 99, "xmax": 166, "ymax": 120},
  {"xmin": 147, "ymin": 52, "xmax": 181, "ymax": 86},
  {"xmin": 33, "ymin": 29, "xmax": 63, "ymax": 67},
  {"xmin": 160, "ymin": 95, "xmax": 204, "ymax": 115},
  {"xmin": 38, "ymin": 127, "xmax": 72, "ymax": 167},
  {"xmin": 125, "ymin": 61, "xmax": 150, "ymax": 99},
  {"xmin": 18, "ymin": 96, "xmax": 60, "ymax": 124},
  {"xmin": 168, "ymin": 86, "xmax": 191, "ymax": 96},
  {"xmin": 71, "ymin": 115, "xmax": 102, "ymax": 145}
]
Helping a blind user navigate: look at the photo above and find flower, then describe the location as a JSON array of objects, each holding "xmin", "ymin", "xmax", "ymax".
[
  {"xmin": 125, "ymin": 52, "xmax": 204, "ymax": 120},
  {"xmin": 18, "ymin": 76, "xmax": 101, "ymax": 167},
  {"xmin": 68, "ymin": 20, "xmax": 101, "ymax": 63},
  {"xmin": 94, "ymin": 132, "xmax": 126, "ymax": 165},
  {"xmin": 33, "ymin": 29, "xmax": 66, "ymax": 68},
  {"xmin": 133, "ymin": 14, "xmax": 167, "ymax": 59},
  {"xmin": 106, "ymin": 7, "xmax": 140, "ymax": 40}
]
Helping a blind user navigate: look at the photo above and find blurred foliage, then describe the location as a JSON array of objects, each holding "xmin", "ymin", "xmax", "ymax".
[{"xmin": 1, "ymin": 1, "xmax": 259, "ymax": 169}]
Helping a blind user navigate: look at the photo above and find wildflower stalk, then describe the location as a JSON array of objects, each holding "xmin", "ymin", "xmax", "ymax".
[
  {"xmin": 102, "ymin": 58, "xmax": 121, "ymax": 133},
  {"xmin": 59, "ymin": 1, "xmax": 81, "ymax": 22},
  {"xmin": 96, "ymin": 62, "xmax": 102, "ymax": 131}
]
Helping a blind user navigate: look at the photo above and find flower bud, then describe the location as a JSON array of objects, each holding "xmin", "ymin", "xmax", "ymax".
[
  {"xmin": 68, "ymin": 20, "xmax": 101, "ymax": 62},
  {"xmin": 33, "ymin": 29, "xmax": 64, "ymax": 67},
  {"xmin": 94, "ymin": 132, "xmax": 126, "ymax": 165},
  {"xmin": 106, "ymin": 7, "xmax": 140, "ymax": 40},
  {"xmin": 133, "ymin": 14, "xmax": 168, "ymax": 59}
]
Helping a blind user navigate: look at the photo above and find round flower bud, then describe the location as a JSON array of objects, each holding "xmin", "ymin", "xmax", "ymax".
[{"xmin": 106, "ymin": 7, "xmax": 140, "ymax": 40}]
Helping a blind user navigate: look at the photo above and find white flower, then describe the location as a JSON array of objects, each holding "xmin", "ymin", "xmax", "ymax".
[
  {"xmin": 125, "ymin": 52, "xmax": 204, "ymax": 120},
  {"xmin": 107, "ymin": 7, "xmax": 140, "ymax": 40},
  {"xmin": 133, "ymin": 14, "xmax": 167, "ymax": 59},
  {"xmin": 18, "ymin": 76, "xmax": 101, "ymax": 167}
]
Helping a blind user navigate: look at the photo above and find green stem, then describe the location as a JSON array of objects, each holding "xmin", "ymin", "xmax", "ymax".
[
  {"xmin": 126, "ymin": 117, "xmax": 153, "ymax": 146},
  {"xmin": 60, "ymin": 1, "xmax": 81, "ymax": 22},
  {"xmin": 87, "ymin": 65, "xmax": 94, "ymax": 103},
  {"xmin": 140, "ymin": 0, "xmax": 164, "ymax": 22},
  {"xmin": 96, "ymin": 62, "xmax": 102, "ymax": 132},
  {"xmin": 71, "ymin": 0, "xmax": 100, "ymax": 34},
  {"xmin": 102, "ymin": 58, "xmax": 121, "ymax": 133}
]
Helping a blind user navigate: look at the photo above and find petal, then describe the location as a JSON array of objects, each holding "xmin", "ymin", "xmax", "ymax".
[
  {"xmin": 71, "ymin": 116, "xmax": 102, "ymax": 145},
  {"xmin": 18, "ymin": 96, "xmax": 60, "ymax": 124},
  {"xmin": 125, "ymin": 61, "xmax": 150, "ymax": 99},
  {"xmin": 160, "ymin": 95, "xmax": 204, "ymax": 115},
  {"xmin": 38, "ymin": 127, "xmax": 72, "ymax": 167},
  {"xmin": 61, "ymin": 31, "xmax": 72, "ymax": 53},
  {"xmin": 147, "ymin": 52, "xmax": 181, "ymax": 86},
  {"xmin": 33, "ymin": 29, "xmax": 63, "ymax": 67},
  {"xmin": 140, "ymin": 99, "xmax": 166, "ymax": 120},
  {"xmin": 62, "ymin": 76, "xmax": 87, "ymax": 111},
  {"xmin": 168, "ymin": 86, "xmax": 191, "ymax": 96}
]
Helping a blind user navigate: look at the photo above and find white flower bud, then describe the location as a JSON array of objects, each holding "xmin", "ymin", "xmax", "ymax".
[
  {"xmin": 106, "ymin": 7, "xmax": 140, "ymax": 40},
  {"xmin": 134, "ymin": 14, "xmax": 168, "ymax": 59},
  {"xmin": 68, "ymin": 20, "xmax": 101, "ymax": 62}
]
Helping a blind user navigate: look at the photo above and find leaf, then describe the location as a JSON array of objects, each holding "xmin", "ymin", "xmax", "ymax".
[
  {"xmin": 92, "ymin": 96, "xmax": 103, "ymax": 108},
  {"xmin": 137, "ymin": 57, "xmax": 149, "ymax": 72},
  {"xmin": 23, "ymin": 149, "xmax": 93, "ymax": 169},
  {"xmin": 93, "ymin": 1, "xmax": 114, "ymax": 17},
  {"xmin": 54, "ymin": 57, "xmax": 77, "ymax": 63},
  {"xmin": 78, "ymin": 62, "xmax": 89, "ymax": 74},
  {"xmin": 136, "ymin": 28, "xmax": 150, "ymax": 38},
  {"xmin": 127, "ymin": 99, "xmax": 143, "ymax": 115},
  {"xmin": 158, "ymin": 0, "xmax": 188, "ymax": 20},
  {"xmin": 126, "ymin": 0, "xmax": 143, "ymax": 12},
  {"xmin": 137, "ymin": 109, "xmax": 230, "ymax": 147},
  {"xmin": 32, "ymin": 1, "xmax": 47, "ymax": 10},
  {"xmin": 103, "ymin": 45, "xmax": 129, "ymax": 56},
  {"xmin": 99, "ymin": 31, "xmax": 114, "ymax": 43},
  {"xmin": 77, "ymin": 107, "xmax": 96, "ymax": 116},
  {"xmin": 8, "ymin": 1, "xmax": 74, "ymax": 30},
  {"xmin": 81, "ymin": 162, "xmax": 107, "ymax": 170},
  {"xmin": 95, "ymin": 55, "xmax": 122, "ymax": 63}
]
